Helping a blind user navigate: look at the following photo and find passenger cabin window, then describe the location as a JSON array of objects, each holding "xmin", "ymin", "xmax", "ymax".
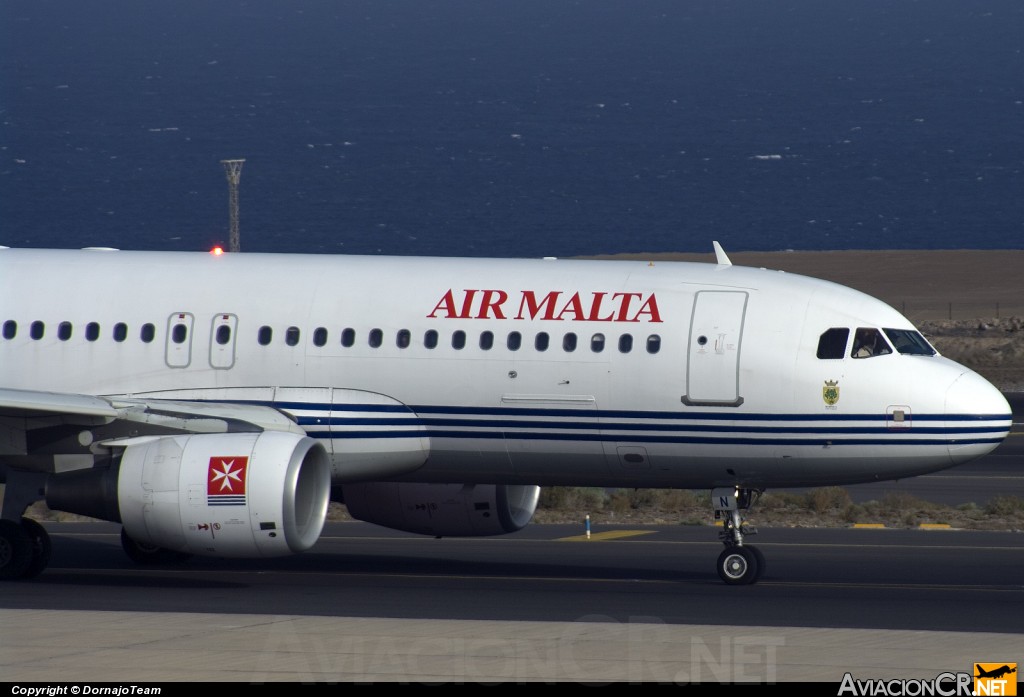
[
  {"xmin": 816, "ymin": 328, "xmax": 850, "ymax": 359},
  {"xmin": 2, "ymin": 320, "xmax": 15, "ymax": 340},
  {"xmin": 618, "ymin": 334, "xmax": 633, "ymax": 353},
  {"xmin": 313, "ymin": 327, "xmax": 328, "ymax": 347},
  {"xmin": 216, "ymin": 325, "xmax": 232, "ymax": 345},
  {"xmin": 507, "ymin": 331, "xmax": 522, "ymax": 351},
  {"xmin": 171, "ymin": 323, "xmax": 188, "ymax": 344},
  {"xmin": 85, "ymin": 322, "xmax": 100, "ymax": 342},
  {"xmin": 851, "ymin": 328, "xmax": 892, "ymax": 359},
  {"xmin": 113, "ymin": 323, "xmax": 128, "ymax": 343},
  {"xmin": 452, "ymin": 330, "xmax": 466, "ymax": 350},
  {"xmin": 424, "ymin": 329, "xmax": 438, "ymax": 349},
  {"xmin": 479, "ymin": 331, "xmax": 494, "ymax": 350},
  {"xmin": 285, "ymin": 326, "xmax": 300, "ymax": 346},
  {"xmin": 341, "ymin": 328, "xmax": 355, "ymax": 347},
  {"xmin": 535, "ymin": 332, "xmax": 549, "ymax": 352},
  {"xmin": 258, "ymin": 326, "xmax": 273, "ymax": 346},
  {"xmin": 30, "ymin": 321, "xmax": 44, "ymax": 340},
  {"xmin": 591, "ymin": 333, "xmax": 605, "ymax": 353},
  {"xmin": 883, "ymin": 329, "xmax": 936, "ymax": 356},
  {"xmin": 646, "ymin": 334, "xmax": 661, "ymax": 354},
  {"xmin": 140, "ymin": 323, "xmax": 156, "ymax": 343},
  {"xmin": 58, "ymin": 322, "xmax": 72, "ymax": 341},
  {"xmin": 563, "ymin": 333, "xmax": 577, "ymax": 352},
  {"xmin": 368, "ymin": 328, "xmax": 383, "ymax": 348},
  {"xmin": 397, "ymin": 329, "xmax": 411, "ymax": 349}
]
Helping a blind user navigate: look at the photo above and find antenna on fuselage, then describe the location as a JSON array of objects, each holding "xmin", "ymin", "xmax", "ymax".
[
  {"xmin": 713, "ymin": 241, "xmax": 733, "ymax": 266},
  {"xmin": 221, "ymin": 159, "xmax": 245, "ymax": 252}
]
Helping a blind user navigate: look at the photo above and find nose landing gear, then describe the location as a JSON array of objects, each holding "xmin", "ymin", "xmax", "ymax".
[{"xmin": 712, "ymin": 487, "xmax": 764, "ymax": 585}]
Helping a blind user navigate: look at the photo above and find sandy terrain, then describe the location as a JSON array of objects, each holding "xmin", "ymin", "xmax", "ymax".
[{"xmin": 592, "ymin": 249, "xmax": 1024, "ymax": 390}]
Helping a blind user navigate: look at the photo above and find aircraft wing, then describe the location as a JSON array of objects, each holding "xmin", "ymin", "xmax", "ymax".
[
  {"xmin": 0, "ymin": 387, "xmax": 307, "ymax": 467},
  {"xmin": 1, "ymin": 387, "xmax": 305, "ymax": 429},
  {"xmin": 0, "ymin": 388, "xmax": 119, "ymax": 419}
]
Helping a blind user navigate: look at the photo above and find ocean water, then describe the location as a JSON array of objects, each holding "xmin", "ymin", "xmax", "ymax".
[{"xmin": 2, "ymin": 0, "xmax": 1023, "ymax": 257}]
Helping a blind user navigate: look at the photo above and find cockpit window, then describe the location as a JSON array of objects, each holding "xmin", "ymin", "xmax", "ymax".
[
  {"xmin": 851, "ymin": 328, "xmax": 892, "ymax": 359},
  {"xmin": 883, "ymin": 328, "xmax": 936, "ymax": 356},
  {"xmin": 816, "ymin": 328, "xmax": 849, "ymax": 359}
]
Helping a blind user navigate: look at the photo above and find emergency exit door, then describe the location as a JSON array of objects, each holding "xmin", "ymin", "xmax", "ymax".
[
  {"xmin": 165, "ymin": 312, "xmax": 195, "ymax": 369},
  {"xmin": 210, "ymin": 314, "xmax": 239, "ymax": 369}
]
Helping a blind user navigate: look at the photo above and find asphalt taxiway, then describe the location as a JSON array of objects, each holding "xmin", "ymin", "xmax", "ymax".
[{"xmin": 2, "ymin": 522, "xmax": 1021, "ymax": 682}]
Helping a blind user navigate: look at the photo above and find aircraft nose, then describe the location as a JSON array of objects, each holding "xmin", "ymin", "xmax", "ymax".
[{"xmin": 944, "ymin": 370, "xmax": 1012, "ymax": 465}]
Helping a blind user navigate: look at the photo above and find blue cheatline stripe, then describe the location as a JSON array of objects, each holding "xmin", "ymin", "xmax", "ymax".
[
  {"xmin": 410, "ymin": 405, "xmax": 1012, "ymax": 423},
  {"xmin": 221, "ymin": 399, "xmax": 1012, "ymax": 423},
  {"xmin": 295, "ymin": 415, "xmax": 1007, "ymax": 436},
  {"xmin": 302, "ymin": 428, "xmax": 1006, "ymax": 447},
  {"xmin": 193, "ymin": 399, "xmax": 1012, "ymax": 447}
]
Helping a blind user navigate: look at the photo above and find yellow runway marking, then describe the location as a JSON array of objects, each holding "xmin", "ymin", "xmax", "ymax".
[
  {"xmin": 918, "ymin": 523, "xmax": 953, "ymax": 529},
  {"xmin": 852, "ymin": 523, "xmax": 886, "ymax": 529},
  {"xmin": 556, "ymin": 530, "xmax": 656, "ymax": 542}
]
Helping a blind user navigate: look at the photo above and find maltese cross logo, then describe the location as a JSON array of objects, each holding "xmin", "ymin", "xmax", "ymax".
[{"xmin": 207, "ymin": 456, "xmax": 248, "ymax": 506}]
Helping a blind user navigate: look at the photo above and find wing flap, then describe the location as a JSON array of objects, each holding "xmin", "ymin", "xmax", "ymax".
[{"xmin": 0, "ymin": 388, "xmax": 119, "ymax": 418}]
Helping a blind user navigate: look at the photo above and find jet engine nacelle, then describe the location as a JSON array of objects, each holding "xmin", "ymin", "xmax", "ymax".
[
  {"xmin": 342, "ymin": 482, "xmax": 540, "ymax": 536},
  {"xmin": 47, "ymin": 432, "xmax": 331, "ymax": 558}
]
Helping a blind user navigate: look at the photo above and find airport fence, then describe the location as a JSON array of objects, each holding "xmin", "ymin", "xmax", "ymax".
[{"xmin": 893, "ymin": 300, "xmax": 1024, "ymax": 322}]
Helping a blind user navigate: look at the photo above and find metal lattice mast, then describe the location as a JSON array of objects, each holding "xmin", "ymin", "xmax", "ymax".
[{"xmin": 220, "ymin": 159, "xmax": 245, "ymax": 252}]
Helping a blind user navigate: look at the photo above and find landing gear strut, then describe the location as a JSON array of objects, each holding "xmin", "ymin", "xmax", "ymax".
[
  {"xmin": 1, "ymin": 471, "xmax": 52, "ymax": 580},
  {"xmin": 0, "ymin": 518, "xmax": 52, "ymax": 580},
  {"xmin": 712, "ymin": 487, "xmax": 764, "ymax": 585}
]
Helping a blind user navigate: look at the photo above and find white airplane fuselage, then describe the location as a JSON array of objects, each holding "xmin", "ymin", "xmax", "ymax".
[{"xmin": 1, "ymin": 248, "xmax": 1011, "ymax": 490}]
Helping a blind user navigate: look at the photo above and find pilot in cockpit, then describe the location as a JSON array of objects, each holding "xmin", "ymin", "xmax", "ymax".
[{"xmin": 852, "ymin": 328, "xmax": 891, "ymax": 358}]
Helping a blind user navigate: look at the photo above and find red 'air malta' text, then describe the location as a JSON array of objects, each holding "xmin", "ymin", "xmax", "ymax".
[{"xmin": 427, "ymin": 289, "xmax": 663, "ymax": 323}]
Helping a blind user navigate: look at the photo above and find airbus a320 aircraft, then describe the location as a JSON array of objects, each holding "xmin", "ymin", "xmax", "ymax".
[{"xmin": 0, "ymin": 243, "xmax": 1012, "ymax": 584}]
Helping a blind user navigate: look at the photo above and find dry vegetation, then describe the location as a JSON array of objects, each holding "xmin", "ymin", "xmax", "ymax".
[
  {"xmin": 530, "ymin": 487, "xmax": 1024, "ymax": 531},
  {"xmin": 19, "ymin": 487, "xmax": 1023, "ymax": 531},
  {"xmin": 920, "ymin": 317, "xmax": 1024, "ymax": 391}
]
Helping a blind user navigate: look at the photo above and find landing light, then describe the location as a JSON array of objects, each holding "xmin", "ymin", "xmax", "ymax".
[{"xmin": 211, "ymin": 246, "xmax": 225, "ymax": 256}]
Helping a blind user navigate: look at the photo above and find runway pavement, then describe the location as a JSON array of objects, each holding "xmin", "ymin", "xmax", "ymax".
[{"xmin": 2, "ymin": 522, "xmax": 1021, "ymax": 682}]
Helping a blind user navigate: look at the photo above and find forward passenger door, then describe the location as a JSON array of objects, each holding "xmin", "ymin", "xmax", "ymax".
[{"xmin": 682, "ymin": 291, "xmax": 747, "ymax": 406}]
